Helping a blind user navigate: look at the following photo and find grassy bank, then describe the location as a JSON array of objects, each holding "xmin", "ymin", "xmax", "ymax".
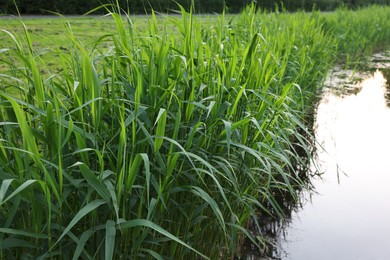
[{"xmin": 0, "ymin": 5, "xmax": 389, "ymax": 259}]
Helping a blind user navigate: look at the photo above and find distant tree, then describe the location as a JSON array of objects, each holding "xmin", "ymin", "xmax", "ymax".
[
  {"xmin": 0, "ymin": 0, "xmax": 15, "ymax": 14},
  {"xmin": 0, "ymin": 0, "xmax": 388, "ymax": 15}
]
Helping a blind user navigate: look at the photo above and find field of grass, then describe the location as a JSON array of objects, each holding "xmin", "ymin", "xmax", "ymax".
[{"xmin": 0, "ymin": 4, "xmax": 389, "ymax": 259}]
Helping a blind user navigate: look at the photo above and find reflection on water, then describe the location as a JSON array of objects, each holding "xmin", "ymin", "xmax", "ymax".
[{"xmin": 279, "ymin": 70, "xmax": 390, "ymax": 259}]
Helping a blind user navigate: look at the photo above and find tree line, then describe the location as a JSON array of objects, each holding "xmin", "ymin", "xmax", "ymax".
[{"xmin": 0, "ymin": 0, "xmax": 389, "ymax": 15}]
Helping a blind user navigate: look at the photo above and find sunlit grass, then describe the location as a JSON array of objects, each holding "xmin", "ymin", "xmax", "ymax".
[{"xmin": 0, "ymin": 4, "xmax": 389, "ymax": 259}]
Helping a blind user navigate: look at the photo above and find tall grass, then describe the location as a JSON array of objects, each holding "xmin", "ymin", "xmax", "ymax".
[
  {"xmin": 0, "ymin": 4, "xmax": 389, "ymax": 259},
  {"xmin": 322, "ymin": 5, "xmax": 390, "ymax": 67}
]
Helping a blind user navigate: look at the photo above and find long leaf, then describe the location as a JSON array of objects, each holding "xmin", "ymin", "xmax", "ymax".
[
  {"xmin": 0, "ymin": 180, "xmax": 36, "ymax": 206},
  {"xmin": 0, "ymin": 228, "xmax": 49, "ymax": 239},
  {"xmin": 79, "ymin": 164, "xmax": 111, "ymax": 202},
  {"xmin": 0, "ymin": 179, "xmax": 14, "ymax": 204},
  {"xmin": 119, "ymin": 219, "xmax": 209, "ymax": 259},
  {"xmin": 52, "ymin": 199, "xmax": 106, "ymax": 249},
  {"xmin": 105, "ymin": 220, "xmax": 116, "ymax": 260}
]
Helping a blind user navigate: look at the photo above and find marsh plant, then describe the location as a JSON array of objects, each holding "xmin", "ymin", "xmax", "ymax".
[{"xmin": 0, "ymin": 4, "xmax": 389, "ymax": 259}]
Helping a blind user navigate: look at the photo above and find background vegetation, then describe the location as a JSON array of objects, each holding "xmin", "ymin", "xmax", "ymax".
[
  {"xmin": 0, "ymin": 0, "xmax": 389, "ymax": 14},
  {"xmin": 0, "ymin": 3, "xmax": 389, "ymax": 259}
]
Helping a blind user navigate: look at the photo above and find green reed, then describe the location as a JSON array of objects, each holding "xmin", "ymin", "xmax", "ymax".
[
  {"xmin": 322, "ymin": 5, "xmax": 390, "ymax": 67},
  {"xmin": 0, "ymin": 4, "xmax": 389, "ymax": 259}
]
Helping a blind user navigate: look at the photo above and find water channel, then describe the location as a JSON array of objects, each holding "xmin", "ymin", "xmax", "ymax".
[
  {"xmin": 275, "ymin": 57, "xmax": 390, "ymax": 260},
  {"xmin": 252, "ymin": 53, "xmax": 390, "ymax": 260},
  {"xmin": 278, "ymin": 67, "xmax": 390, "ymax": 259}
]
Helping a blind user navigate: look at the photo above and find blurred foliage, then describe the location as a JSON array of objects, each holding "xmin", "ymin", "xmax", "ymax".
[{"xmin": 0, "ymin": 0, "xmax": 389, "ymax": 14}]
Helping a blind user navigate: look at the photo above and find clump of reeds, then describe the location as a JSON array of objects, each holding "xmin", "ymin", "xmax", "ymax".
[{"xmin": 0, "ymin": 4, "xmax": 389, "ymax": 259}]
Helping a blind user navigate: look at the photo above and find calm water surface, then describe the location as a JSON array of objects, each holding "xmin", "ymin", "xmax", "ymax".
[{"xmin": 279, "ymin": 70, "xmax": 390, "ymax": 260}]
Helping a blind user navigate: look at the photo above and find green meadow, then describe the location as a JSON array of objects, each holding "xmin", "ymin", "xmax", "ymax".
[{"xmin": 0, "ymin": 5, "xmax": 389, "ymax": 259}]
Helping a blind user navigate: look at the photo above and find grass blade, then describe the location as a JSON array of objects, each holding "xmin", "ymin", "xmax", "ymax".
[
  {"xmin": 52, "ymin": 199, "xmax": 106, "ymax": 249},
  {"xmin": 105, "ymin": 220, "xmax": 116, "ymax": 260},
  {"xmin": 119, "ymin": 219, "xmax": 209, "ymax": 259}
]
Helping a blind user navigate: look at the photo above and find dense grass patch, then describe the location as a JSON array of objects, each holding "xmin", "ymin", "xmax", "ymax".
[{"xmin": 0, "ymin": 5, "xmax": 389, "ymax": 259}]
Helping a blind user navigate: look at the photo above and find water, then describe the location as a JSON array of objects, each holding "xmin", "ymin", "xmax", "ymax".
[{"xmin": 278, "ymin": 69, "xmax": 390, "ymax": 259}]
